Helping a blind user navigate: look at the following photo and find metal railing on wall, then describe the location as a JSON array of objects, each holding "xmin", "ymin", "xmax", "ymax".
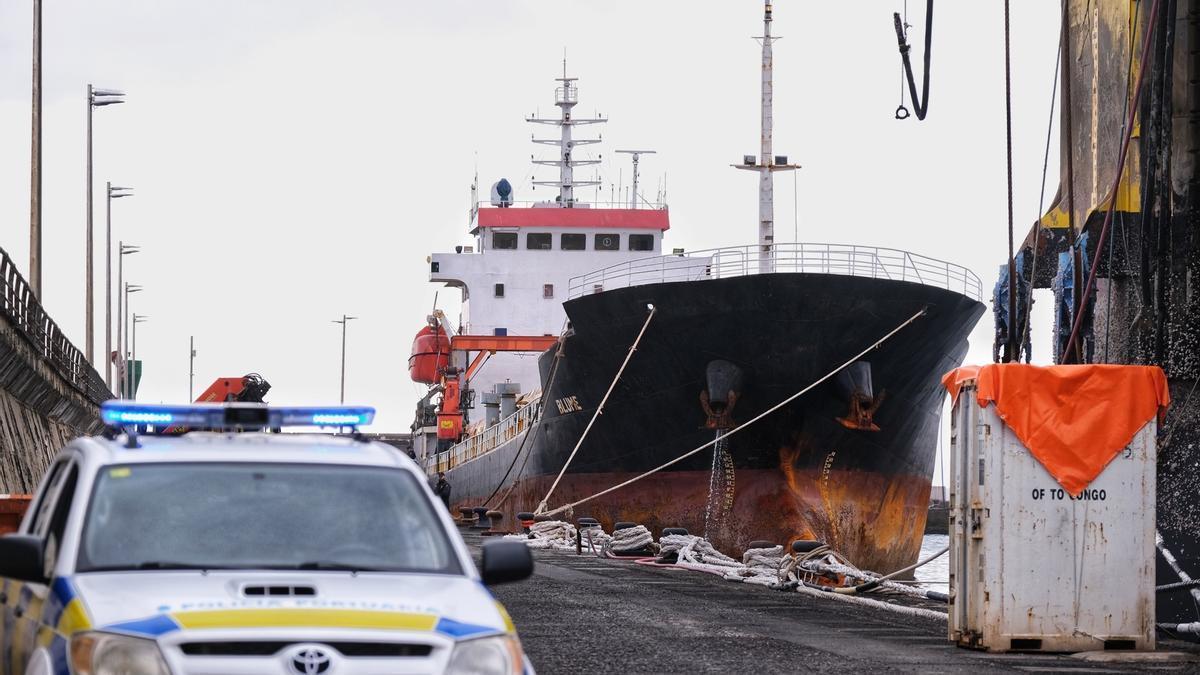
[
  {"xmin": 567, "ymin": 242, "xmax": 984, "ymax": 301},
  {"xmin": 0, "ymin": 247, "xmax": 111, "ymax": 404},
  {"xmin": 428, "ymin": 399, "xmax": 540, "ymax": 473}
]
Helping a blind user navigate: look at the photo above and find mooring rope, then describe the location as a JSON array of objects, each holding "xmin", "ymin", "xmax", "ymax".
[
  {"xmin": 538, "ymin": 307, "xmax": 928, "ymax": 519},
  {"xmin": 536, "ymin": 305, "xmax": 657, "ymax": 514},
  {"xmin": 511, "ymin": 519, "xmax": 950, "ymax": 618}
]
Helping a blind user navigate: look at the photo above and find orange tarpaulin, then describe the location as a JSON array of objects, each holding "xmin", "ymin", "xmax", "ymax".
[{"xmin": 942, "ymin": 364, "xmax": 1169, "ymax": 497}]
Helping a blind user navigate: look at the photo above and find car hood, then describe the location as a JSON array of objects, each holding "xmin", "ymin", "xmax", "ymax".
[{"xmin": 68, "ymin": 571, "xmax": 511, "ymax": 640}]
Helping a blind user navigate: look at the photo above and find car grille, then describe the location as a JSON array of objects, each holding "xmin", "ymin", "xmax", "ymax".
[{"xmin": 240, "ymin": 584, "xmax": 317, "ymax": 597}]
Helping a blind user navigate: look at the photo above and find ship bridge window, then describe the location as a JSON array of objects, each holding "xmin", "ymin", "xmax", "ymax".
[
  {"xmin": 561, "ymin": 233, "xmax": 586, "ymax": 250},
  {"xmin": 526, "ymin": 233, "xmax": 552, "ymax": 250},
  {"xmin": 492, "ymin": 232, "xmax": 518, "ymax": 250},
  {"xmin": 595, "ymin": 234, "xmax": 620, "ymax": 251},
  {"xmin": 629, "ymin": 234, "xmax": 654, "ymax": 251}
]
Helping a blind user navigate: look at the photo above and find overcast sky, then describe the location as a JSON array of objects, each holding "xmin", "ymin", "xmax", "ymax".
[{"xmin": 0, "ymin": 1, "xmax": 1062, "ymax": 478}]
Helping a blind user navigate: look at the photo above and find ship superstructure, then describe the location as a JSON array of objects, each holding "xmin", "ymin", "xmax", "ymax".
[{"xmin": 412, "ymin": 72, "xmax": 668, "ymax": 445}]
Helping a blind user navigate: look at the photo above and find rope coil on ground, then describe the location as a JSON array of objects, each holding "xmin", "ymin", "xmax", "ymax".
[
  {"xmin": 607, "ymin": 525, "xmax": 656, "ymax": 556},
  {"xmin": 731, "ymin": 545, "xmax": 786, "ymax": 587},
  {"xmin": 505, "ymin": 520, "xmax": 578, "ymax": 551}
]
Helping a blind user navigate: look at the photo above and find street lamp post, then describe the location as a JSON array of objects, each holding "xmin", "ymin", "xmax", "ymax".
[
  {"xmin": 189, "ymin": 336, "xmax": 196, "ymax": 401},
  {"xmin": 116, "ymin": 243, "xmax": 139, "ymax": 393},
  {"xmin": 86, "ymin": 85, "xmax": 124, "ymax": 365},
  {"xmin": 122, "ymin": 282, "xmax": 142, "ymax": 397},
  {"xmin": 105, "ymin": 184, "xmax": 132, "ymax": 389},
  {"xmin": 131, "ymin": 314, "xmax": 148, "ymax": 401},
  {"xmin": 332, "ymin": 315, "xmax": 357, "ymax": 404},
  {"xmin": 30, "ymin": 0, "xmax": 42, "ymax": 298}
]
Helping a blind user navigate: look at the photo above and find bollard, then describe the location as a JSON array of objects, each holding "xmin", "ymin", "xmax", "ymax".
[
  {"xmin": 748, "ymin": 540, "xmax": 779, "ymax": 550},
  {"xmin": 576, "ymin": 517, "xmax": 602, "ymax": 555},
  {"xmin": 791, "ymin": 540, "xmax": 825, "ymax": 554},
  {"xmin": 517, "ymin": 511, "xmax": 536, "ymax": 533},
  {"xmin": 471, "ymin": 507, "xmax": 492, "ymax": 530},
  {"xmin": 661, "ymin": 527, "xmax": 689, "ymax": 537},
  {"xmin": 458, "ymin": 507, "xmax": 478, "ymax": 527},
  {"xmin": 613, "ymin": 521, "xmax": 637, "ymax": 531},
  {"xmin": 483, "ymin": 510, "xmax": 506, "ymax": 536}
]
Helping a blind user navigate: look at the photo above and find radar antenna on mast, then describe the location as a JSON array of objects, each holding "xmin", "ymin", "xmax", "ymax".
[
  {"xmin": 734, "ymin": 0, "xmax": 799, "ymax": 273},
  {"xmin": 527, "ymin": 61, "xmax": 605, "ymax": 207},
  {"xmin": 615, "ymin": 149, "xmax": 656, "ymax": 209}
]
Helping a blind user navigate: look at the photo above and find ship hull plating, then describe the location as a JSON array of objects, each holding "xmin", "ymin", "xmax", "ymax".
[{"xmin": 444, "ymin": 273, "xmax": 984, "ymax": 572}]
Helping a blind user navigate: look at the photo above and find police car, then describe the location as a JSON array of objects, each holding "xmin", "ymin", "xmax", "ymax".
[{"xmin": 0, "ymin": 401, "xmax": 535, "ymax": 675}]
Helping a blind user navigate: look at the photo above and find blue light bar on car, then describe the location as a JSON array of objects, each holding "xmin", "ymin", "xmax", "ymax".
[
  {"xmin": 101, "ymin": 402, "xmax": 375, "ymax": 430},
  {"xmin": 280, "ymin": 408, "xmax": 376, "ymax": 427}
]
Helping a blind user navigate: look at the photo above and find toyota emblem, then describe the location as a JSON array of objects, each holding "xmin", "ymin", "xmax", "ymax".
[{"xmin": 289, "ymin": 647, "xmax": 332, "ymax": 675}]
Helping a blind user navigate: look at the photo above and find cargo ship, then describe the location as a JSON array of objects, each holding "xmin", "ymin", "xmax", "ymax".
[{"xmin": 410, "ymin": 3, "xmax": 985, "ymax": 573}]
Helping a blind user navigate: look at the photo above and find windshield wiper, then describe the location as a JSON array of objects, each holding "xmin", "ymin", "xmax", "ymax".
[
  {"xmin": 290, "ymin": 561, "xmax": 388, "ymax": 572},
  {"xmin": 137, "ymin": 561, "xmax": 235, "ymax": 570}
]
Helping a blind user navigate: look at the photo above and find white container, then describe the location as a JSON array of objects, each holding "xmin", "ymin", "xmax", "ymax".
[{"xmin": 948, "ymin": 380, "xmax": 1156, "ymax": 652}]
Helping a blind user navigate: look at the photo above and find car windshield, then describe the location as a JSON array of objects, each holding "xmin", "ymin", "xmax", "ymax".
[{"xmin": 76, "ymin": 462, "xmax": 461, "ymax": 574}]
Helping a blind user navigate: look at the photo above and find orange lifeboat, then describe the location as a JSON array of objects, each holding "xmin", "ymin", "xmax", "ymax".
[{"xmin": 408, "ymin": 325, "xmax": 450, "ymax": 383}]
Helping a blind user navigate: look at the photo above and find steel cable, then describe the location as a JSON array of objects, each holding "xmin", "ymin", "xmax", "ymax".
[{"xmin": 536, "ymin": 306, "xmax": 657, "ymax": 514}]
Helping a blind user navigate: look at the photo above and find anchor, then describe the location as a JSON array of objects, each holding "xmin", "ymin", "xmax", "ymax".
[
  {"xmin": 700, "ymin": 360, "xmax": 744, "ymax": 430},
  {"xmin": 835, "ymin": 361, "xmax": 885, "ymax": 432}
]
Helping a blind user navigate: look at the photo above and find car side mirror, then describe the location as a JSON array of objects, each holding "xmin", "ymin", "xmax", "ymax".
[
  {"xmin": 480, "ymin": 539, "xmax": 533, "ymax": 585},
  {"xmin": 0, "ymin": 535, "xmax": 47, "ymax": 584}
]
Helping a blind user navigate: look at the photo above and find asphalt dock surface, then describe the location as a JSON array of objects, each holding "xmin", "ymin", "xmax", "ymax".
[{"xmin": 466, "ymin": 532, "xmax": 1200, "ymax": 674}]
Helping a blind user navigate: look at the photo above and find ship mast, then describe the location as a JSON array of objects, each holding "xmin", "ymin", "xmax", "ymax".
[
  {"xmin": 615, "ymin": 149, "xmax": 656, "ymax": 209},
  {"xmin": 528, "ymin": 61, "xmax": 604, "ymax": 207},
  {"xmin": 736, "ymin": 0, "xmax": 798, "ymax": 272}
]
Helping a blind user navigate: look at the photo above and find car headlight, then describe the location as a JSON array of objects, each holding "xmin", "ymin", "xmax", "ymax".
[
  {"xmin": 70, "ymin": 632, "xmax": 170, "ymax": 675},
  {"xmin": 446, "ymin": 634, "xmax": 523, "ymax": 675}
]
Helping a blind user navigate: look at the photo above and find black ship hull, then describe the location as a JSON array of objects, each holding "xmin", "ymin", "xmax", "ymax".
[{"xmin": 445, "ymin": 272, "xmax": 984, "ymax": 572}]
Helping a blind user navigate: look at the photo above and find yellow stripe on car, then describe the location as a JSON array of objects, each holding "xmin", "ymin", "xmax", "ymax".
[
  {"xmin": 58, "ymin": 598, "xmax": 92, "ymax": 635},
  {"xmin": 494, "ymin": 601, "xmax": 516, "ymax": 633},
  {"xmin": 171, "ymin": 609, "xmax": 439, "ymax": 631}
]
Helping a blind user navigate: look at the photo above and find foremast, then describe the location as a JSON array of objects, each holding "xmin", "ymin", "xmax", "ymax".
[{"xmin": 736, "ymin": 0, "xmax": 798, "ymax": 273}]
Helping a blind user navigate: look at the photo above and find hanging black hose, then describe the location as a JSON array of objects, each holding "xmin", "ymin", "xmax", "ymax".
[{"xmin": 894, "ymin": 0, "xmax": 933, "ymax": 120}]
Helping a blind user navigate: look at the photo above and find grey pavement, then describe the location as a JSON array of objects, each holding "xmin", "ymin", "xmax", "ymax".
[{"xmin": 467, "ymin": 531, "xmax": 1200, "ymax": 675}]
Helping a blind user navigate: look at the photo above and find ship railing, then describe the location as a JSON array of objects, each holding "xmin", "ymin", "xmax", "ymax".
[
  {"xmin": 566, "ymin": 242, "xmax": 984, "ymax": 301},
  {"xmin": 471, "ymin": 199, "xmax": 667, "ymax": 214},
  {"xmin": 427, "ymin": 398, "xmax": 540, "ymax": 473},
  {"xmin": 555, "ymin": 86, "xmax": 578, "ymax": 104}
]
